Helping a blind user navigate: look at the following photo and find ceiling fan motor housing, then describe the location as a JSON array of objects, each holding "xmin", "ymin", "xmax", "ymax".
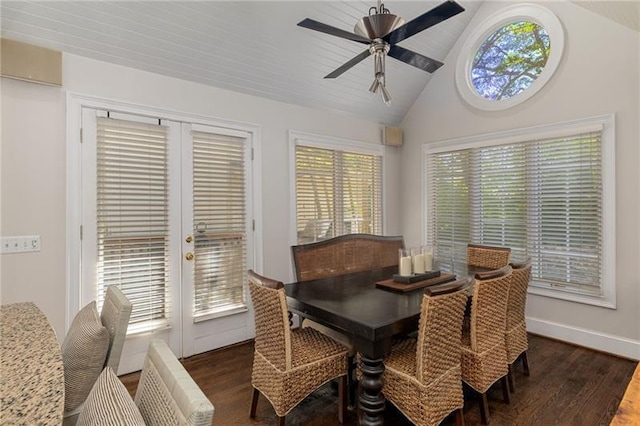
[{"xmin": 354, "ymin": 13, "xmax": 405, "ymax": 39}]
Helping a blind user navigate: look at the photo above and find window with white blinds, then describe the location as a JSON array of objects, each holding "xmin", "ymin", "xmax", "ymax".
[
  {"xmin": 294, "ymin": 137, "xmax": 383, "ymax": 244},
  {"xmin": 96, "ymin": 117, "xmax": 170, "ymax": 330},
  {"xmin": 425, "ymin": 116, "xmax": 615, "ymax": 305},
  {"xmin": 192, "ymin": 130, "xmax": 247, "ymax": 319}
]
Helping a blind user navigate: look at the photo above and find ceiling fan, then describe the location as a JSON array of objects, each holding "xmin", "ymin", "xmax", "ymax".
[{"xmin": 298, "ymin": 0, "xmax": 465, "ymax": 104}]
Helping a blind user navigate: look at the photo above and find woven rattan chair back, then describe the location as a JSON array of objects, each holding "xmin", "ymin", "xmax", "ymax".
[
  {"xmin": 506, "ymin": 259, "xmax": 532, "ymax": 363},
  {"xmin": 292, "ymin": 234, "xmax": 404, "ymax": 282},
  {"xmin": 247, "ymin": 270, "xmax": 291, "ymax": 372},
  {"xmin": 416, "ymin": 279, "xmax": 470, "ymax": 384},
  {"xmin": 462, "ymin": 266, "xmax": 513, "ymax": 423},
  {"xmin": 247, "ymin": 270, "xmax": 349, "ymax": 424},
  {"xmin": 382, "ymin": 279, "xmax": 469, "ymax": 426},
  {"xmin": 467, "ymin": 244, "xmax": 511, "ymax": 270},
  {"xmin": 470, "ymin": 265, "xmax": 512, "ymax": 354}
]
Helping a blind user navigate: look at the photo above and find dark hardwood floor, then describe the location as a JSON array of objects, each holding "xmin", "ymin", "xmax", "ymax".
[{"xmin": 121, "ymin": 334, "xmax": 637, "ymax": 425}]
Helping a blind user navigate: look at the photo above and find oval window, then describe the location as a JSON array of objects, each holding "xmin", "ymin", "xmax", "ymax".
[
  {"xmin": 455, "ymin": 4, "xmax": 564, "ymax": 111},
  {"xmin": 471, "ymin": 21, "xmax": 550, "ymax": 101}
]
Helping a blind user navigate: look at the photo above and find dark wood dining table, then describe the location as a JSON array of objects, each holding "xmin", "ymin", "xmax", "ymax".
[{"xmin": 285, "ymin": 265, "xmax": 458, "ymax": 426}]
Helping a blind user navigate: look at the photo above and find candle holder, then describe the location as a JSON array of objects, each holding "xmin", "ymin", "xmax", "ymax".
[
  {"xmin": 398, "ymin": 248, "xmax": 412, "ymax": 277},
  {"xmin": 423, "ymin": 246, "xmax": 434, "ymax": 271},
  {"xmin": 412, "ymin": 247, "xmax": 426, "ymax": 274}
]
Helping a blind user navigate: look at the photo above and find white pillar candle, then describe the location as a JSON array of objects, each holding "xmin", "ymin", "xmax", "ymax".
[
  {"xmin": 424, "ymin": 252, "xmax": 433, "ymax": 271},
  {"xmin": 399, "ymin": 256, "xmax": 412, "ymax": 276},
  {"xmin": 413, "ymin": 253, "xmax": 425, "ymax": 274}
]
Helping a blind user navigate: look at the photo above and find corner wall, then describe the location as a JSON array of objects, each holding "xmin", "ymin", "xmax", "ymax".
[{"xmin": 400, "ymin": 1, "xmax": 639, "ymax": 358}]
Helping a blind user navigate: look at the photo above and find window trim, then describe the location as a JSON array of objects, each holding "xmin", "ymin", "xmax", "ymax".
[
  {"xmin": 455, "ymin": 3, "xmax": 565, "ymax": 111},
  {"xmin": 288, "ymin": 130, "xmax": 386, "ymax": 248},
  {"xmin": 422, "ymin": 115, "xmax": 616, "ymax": 308}
]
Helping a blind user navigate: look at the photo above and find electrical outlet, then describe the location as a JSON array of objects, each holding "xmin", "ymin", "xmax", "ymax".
[{"xmin": 0, "ymin": 235, "xmax": 41, "ymax": 254}]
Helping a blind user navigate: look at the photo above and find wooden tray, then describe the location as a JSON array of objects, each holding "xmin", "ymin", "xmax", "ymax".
[
  {"xmin": 376, "ymin": 272, "xmax": 456, "ymax": 293},
  {"xmin": 392, "ymin": 270, "xmax": 440, "ymax": 283}
]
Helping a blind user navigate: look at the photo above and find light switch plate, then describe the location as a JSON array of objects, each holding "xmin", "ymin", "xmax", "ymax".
[{"xmin": 1, "ymin": 235, "xmax": 41, "ymax": 254}]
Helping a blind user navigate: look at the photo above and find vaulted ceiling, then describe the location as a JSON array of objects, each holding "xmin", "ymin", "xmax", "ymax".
[{"xmin": 1, "ymin": 1, "xmax": 637, "ymax": 125}]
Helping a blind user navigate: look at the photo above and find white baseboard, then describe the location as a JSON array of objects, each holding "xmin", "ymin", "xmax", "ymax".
[{"xmin": 527, "ymin": 316, "xmax": 640, "ymax": 361}]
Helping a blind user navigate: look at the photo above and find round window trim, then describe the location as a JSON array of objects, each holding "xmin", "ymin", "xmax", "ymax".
[{"xmin": 455, "ymin": 4, "xmax": 564, "ymax": 111}]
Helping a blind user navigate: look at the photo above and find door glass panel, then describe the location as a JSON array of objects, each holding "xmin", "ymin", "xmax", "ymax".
[
  {"xmin": 96, "ymin": 117, "xmax": 170, "ymax": 331},
  {"xmin": 192, "ymin": 130, "xmax": 247, "ymax": 318}
]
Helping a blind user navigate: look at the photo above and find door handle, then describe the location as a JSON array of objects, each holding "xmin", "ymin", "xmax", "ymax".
[
  {"xmin": 185, "ymin": 236, "xmax": 193, "ymax": 243},
  {"xmin": 185, "ymin": 252, "xmax": 194, "ymax": 261}
]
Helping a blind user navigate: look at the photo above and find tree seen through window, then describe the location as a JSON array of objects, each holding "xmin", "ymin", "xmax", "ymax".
[{"xmin": 471, "ymin": 21, "xmax": 550, "ymax": 101}]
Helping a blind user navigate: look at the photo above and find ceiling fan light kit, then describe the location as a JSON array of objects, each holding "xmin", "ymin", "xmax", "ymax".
[
  {"xmin": 298, "ymin": 0, "xmax": 465, "ymax": 104},
  {"xmin": 369, "ymin": 40, "xmax": 391, "ymax": 104}
]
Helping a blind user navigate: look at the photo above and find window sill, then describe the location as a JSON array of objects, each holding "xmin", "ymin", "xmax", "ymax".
[
  {"xmin": 194, "ymin": 305, "xmax": 248, "ymax": 323},
  {"xmin": 529, "ymin": 282, "xmax": 615, "ymax": 309},
  {"xmin": 126, "ymin": 319, "xmax": 171, "ymax": 337}
]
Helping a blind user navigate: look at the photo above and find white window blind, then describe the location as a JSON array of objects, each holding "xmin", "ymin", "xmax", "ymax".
[
  {"xmin": 96, "ymin": 117, "xmax": 170, "ymax": 330},
  {"xmin": 295, "ymin": 144, "xmax": 382, "ymax": 244},
  {"xmin": 192, "ymin": 130, "xmax": 247, "ymax": 318},
  {"xmin": 426, "ymin": 129, "xmax": 603, "ymax": 295}
]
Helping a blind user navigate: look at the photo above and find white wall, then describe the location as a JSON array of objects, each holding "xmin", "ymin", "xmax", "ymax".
[
  {"xmin": 401, "ymin": 1, "xmax": 640, "ymax": 358},
  {"xmin": 1, "ymin": 53, "xmax": 400, "ymax": 342},
  {"xmin": 1, "ymin": 80, "xmax": 67, "ymax": 339}
]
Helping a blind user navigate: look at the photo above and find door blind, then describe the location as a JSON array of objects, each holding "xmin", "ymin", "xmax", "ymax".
[
  {"xmin": 192, "ymin": 130, "xmax": 247, "ymax": 318},
  {"xmin": 96, "ymin": 117, "xmax": 170, "ymax": 330},
  {"xmin": 426, "ymin": 130, "xmax": 603, "ymax": 293},
  {"xmin": 295, "ymin": 145, "xmax": 382, "ymax": 244}
]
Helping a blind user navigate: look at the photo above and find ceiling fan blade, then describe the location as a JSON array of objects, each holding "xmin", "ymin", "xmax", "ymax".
[
  {"xmin": 388, "ymin": 45, "xmax": 443, "ymax": 73},
  {"xmin": 298, "ymin": 18, "xmax": 371, "ymax": 44},
  {"xmin": 384, "ymin": 1, "xmax": 465, "ymax": 45},
  {"xmin": 325, "ymin": 50, "xmax": 372, "ymax": 79}
]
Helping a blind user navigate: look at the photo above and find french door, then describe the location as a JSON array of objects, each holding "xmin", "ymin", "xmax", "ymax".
[{"xmin": 80, "ymin": 107, "xmax": 255, "ymax": 374}]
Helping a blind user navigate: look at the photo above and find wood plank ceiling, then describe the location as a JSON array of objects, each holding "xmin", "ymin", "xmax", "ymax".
[
  {"xmin": 1, "ymin": 1, "xmax": 636, "ymax": 125},
  {"xmin": 0, "ymin": 1, "xmax": 481, "ymax": 125}
]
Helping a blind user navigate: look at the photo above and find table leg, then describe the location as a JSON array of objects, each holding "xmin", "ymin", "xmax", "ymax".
[{"xmin": 358, "ymin": 355, "xmax": 385, "ymax": 426}]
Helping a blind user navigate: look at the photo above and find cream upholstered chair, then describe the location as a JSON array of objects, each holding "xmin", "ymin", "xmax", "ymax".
[
  {"xmin": 506, "ymin": 258, "xmax": 533, "ymax": 391},
  {"xmin": 135, "ymin": 339, "xmax": 214, "ymax": 426},
  {"xmin": 461, "ymin": 265, "xmax": 512, "ymax": 424},
  {"xmin": 383, "ymin": 279, "xmax": 470, "ymax": 426},
  {"xmin": 101, "ymin": 286, "xmax": 134, "ymax": 372},
  {"xmin": 63, "ymin": 285, "xmax": 133, "ymax": 426},
  {"xmin": 76, "ymin": 339, "xmax": 213, "ymax": 426},
  {"xmin": 248, "ymin": 270, "xmax": 349, "ymax": 425},
  {"xmin": 467, "ymin": 244, "xmax": 511, "ymax": 270}
]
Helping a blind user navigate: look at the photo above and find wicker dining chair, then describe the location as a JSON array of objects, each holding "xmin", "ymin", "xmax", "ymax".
[
  {"xmin": 506, "ymin": 258, "xmax": 533, "ymax": 391},
  {"xmin": 291, "ymin": 234, "xmax": 404, "ymax": 404},
  {"xmin": 467, "ymin": 244, "xmax": 511, "ymax": 270},
  {"xmin": 247, "ymin": 270, "xmax": 349, "ymax": 425},
  {"xmin": 461, "ymin": 265, "xmax": 513, "ymax": 424},
  {"xmin": 383, "ymin": 278, "xmax": 471, "ymax": 426}
]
